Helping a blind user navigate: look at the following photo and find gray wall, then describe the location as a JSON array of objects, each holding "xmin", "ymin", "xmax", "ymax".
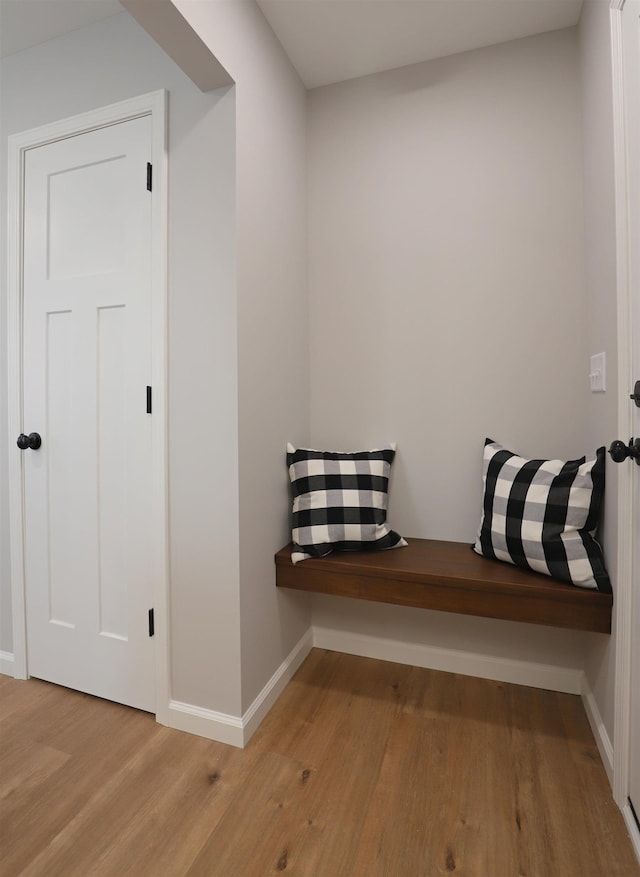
[
  {"xmin": 172, "ymin": 0, "xmax": 311, "ymax": 713},
  {"xmin": 306, "ymin": 28, "xmax": 595, "ymax": 672},
  {"xmin": 579, "ymin": 0, "xmax": 619, "ymax": 746},
  {"xmin": 308, "ymin": 28, "xmax": 590, "ymax": 534}
]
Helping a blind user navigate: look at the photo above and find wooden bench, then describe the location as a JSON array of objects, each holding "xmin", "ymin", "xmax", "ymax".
[{"xmin": 275, "ymin": 539, "xmax": 612, "ymax": 634}]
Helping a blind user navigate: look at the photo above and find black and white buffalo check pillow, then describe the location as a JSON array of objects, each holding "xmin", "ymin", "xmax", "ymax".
[
  {"xmin": 473, "ymin": 439, "xmax": 611, "ymax": 592},
  {"xmin": 287, "ymin": 443, "xmax": 407, "ymax": 564}
]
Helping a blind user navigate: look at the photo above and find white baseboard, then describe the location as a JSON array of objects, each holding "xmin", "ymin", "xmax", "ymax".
[
  {"xmin": 622, "ymin": 803, "xmax": 640, "ymax": 866},
  {"xmin": 0, "ymin": 651, "xmax": 15, "ymax": 677},
  {"xmin": 581, "ymin": 675, "xmax": 614, "ymax": 786},
  {"xmin": 241, "ymin": 627, "xmax": 313, "ymax": 744},
  {"xmin": 312, "ymin": 626, "xmax": 583, "ymax": 694},
  {"xmin": 161, "ymin": 628, "xmax": 314, "ymax": 748},
  {"xmin": 165, "ymin": 698, "xmax": 245, "ymax": 747}
]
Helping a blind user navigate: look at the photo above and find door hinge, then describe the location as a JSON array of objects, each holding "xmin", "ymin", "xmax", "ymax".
[
  {"xmin": 146, "ymin": 162, "xmax": 152, "ymax": 192},
  {"xmin": 148, "ymin": 608, "xmax": 155, "ymax": 637},
  {"xmin": 630, "ymin": 797, "xmax": 640, "ymax": 832},
  {"xmin": 146, "ymin": 386, "xmax": 152, "ymax": 414}
]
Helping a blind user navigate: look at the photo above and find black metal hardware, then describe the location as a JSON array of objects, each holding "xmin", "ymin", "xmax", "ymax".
[
  {"xmin": 608, "ymin": 437, "xmax": 640, "ymax": 466},
  {"xmin": 146, "ymin": 162, "xmax": 152, "ymax": 192},
  {"xmin": 631, "ymin": 380, "xmax": 640, "ymax": 408},
  {"xmin": 146, "ymin": 385, "xmax": 152, "ymax": 414},
  {"xmin": 17, "ymin": 432, "xmax": 42, "ymax": 451},
  {"xmin": 630, "ymin": 797, "xmax": 640, "ymax": 833},
  {"xmin": 148, "ymin": 608, "xmax": 155, "ymax": 637}
]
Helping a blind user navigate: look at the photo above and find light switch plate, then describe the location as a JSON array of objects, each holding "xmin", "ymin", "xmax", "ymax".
[{"xmin": 590, "ymin": 352, "xmax": 606, "ymax": 392}]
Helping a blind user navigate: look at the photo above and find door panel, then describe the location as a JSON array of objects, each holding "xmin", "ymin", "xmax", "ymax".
[
  {"xmin": 48, "ymin": 156, "xmax": 127, "ymax": 279},
  {"xmin": 97, "ymin": 304, "xmax": 128, "ymax": 640},
  {"xmin": 46, "ymin": 308, "xmax": 74, "ymax": 627},
  {"xmin": 22, "ymin": 115, "xmax": 155, "ymax": 712}
]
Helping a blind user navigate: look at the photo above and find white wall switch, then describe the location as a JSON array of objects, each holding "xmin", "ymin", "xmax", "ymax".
[{"xmin": 589, "ymin": 352, "xmax": 606, "ymax": 392}]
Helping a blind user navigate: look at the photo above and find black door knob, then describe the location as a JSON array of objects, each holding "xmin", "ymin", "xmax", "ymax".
[
  {"xmin": 608, "ymin": 437, "xmax": 640, "ymax": 466},
  {"xmin": 631, "ymin": 380, "xmax": 640, "ymax": 408},
  {"xmin": 17, "ymin": 432, "xmax": 42, "ymax": 451}
]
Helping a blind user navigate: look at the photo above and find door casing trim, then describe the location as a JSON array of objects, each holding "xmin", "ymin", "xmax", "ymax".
[
  {"xmin": 611, "ymin": 2, "xmax": 640, "ymax": 860},
  {"xmin": 6, "ymin": 91, "xmax": 170, "ymax": 720}
]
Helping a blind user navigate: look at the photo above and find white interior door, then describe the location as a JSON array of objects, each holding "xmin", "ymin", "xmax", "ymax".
[
  {"xmin": 21, "ymin": 115, "xmax": 156, "ymax": 713},
  {"xmin": 622, "ymin": 0, "xmax": 640, "ymax": 831},
  {"xmin": 631, "ymin": 344, "xmax": 640, "ymax": 820}
]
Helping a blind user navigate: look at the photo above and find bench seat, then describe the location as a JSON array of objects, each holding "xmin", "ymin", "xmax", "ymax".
[{"xmin": 275, "ymin": 538, "xmax": 612, "ymax": 634}]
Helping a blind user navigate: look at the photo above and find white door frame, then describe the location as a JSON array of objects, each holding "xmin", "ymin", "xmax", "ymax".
[
  {"xmin": 7, "ymin": 90, "xmax": 170, "ymax": 723},
  {"xmin": 611, "ymin": 0, "xmax": 640, "ymax": 858}
]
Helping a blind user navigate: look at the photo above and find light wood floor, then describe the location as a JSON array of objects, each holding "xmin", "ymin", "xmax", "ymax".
[{"xmin": 1, "ymin": 649, "xmax": 638, "ymax": 876}]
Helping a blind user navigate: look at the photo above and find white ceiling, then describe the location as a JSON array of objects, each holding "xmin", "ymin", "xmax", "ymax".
[
  {"xmin": 256, "ymin": 0, "xmax": 584, "ymax": 88},
  {"xmin": 0, "ymin": 0, "xmax": 122, "ymax": 58},
  {"xmin": 1, "ymin": 0, "xmax": 584, "ymax": 88}
]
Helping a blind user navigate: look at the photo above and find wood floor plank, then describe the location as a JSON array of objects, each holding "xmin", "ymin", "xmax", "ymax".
[
  {"xmin": 17, "ymin": 729, "xmax": 260, "ymax": 877},
  {"xmin": 434, "ymin": 675, "xmax": 519, "ymax": 875},
  {"xmin": 88, "ymin": 739, "xmax": 261, "ymax": 877},
  {"xmin": 248, "ymin": 648, "xmax": 346, "ymax": 761},
  {"xmin": 556, "ymin": 690, "xmax": 639, "ymax": 876},
  {"xmin": 185, "ymin": 750, "xmax": 318, "ymax": 877},
  {"xmin": 0, "ymin": 739, "xmax": 70, "ymax": 802},
  {"xmin": 0, "ymin": 677, "xmax": 61, "ymax": 727},
  {"xmin": 365, "ymin": 671, "xmax": 523, "ymax": 875},
  {"xmin": 192, "ymin": 654, "xmax": 404, "ymax": 876},
  {"xmin": 0, "ymin": 692, "xmax": 159, "ymax": 875},
  {"xmin": 1, "ymin": 651, "xmax": 638, "ymax": 877},
  {"xmin": 351, "ymin": 708, "xmax": 451, "ymax": 875},
  {"xmin": 286, "ymin": 655, "xmax": 402, "ymax": 876}
]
